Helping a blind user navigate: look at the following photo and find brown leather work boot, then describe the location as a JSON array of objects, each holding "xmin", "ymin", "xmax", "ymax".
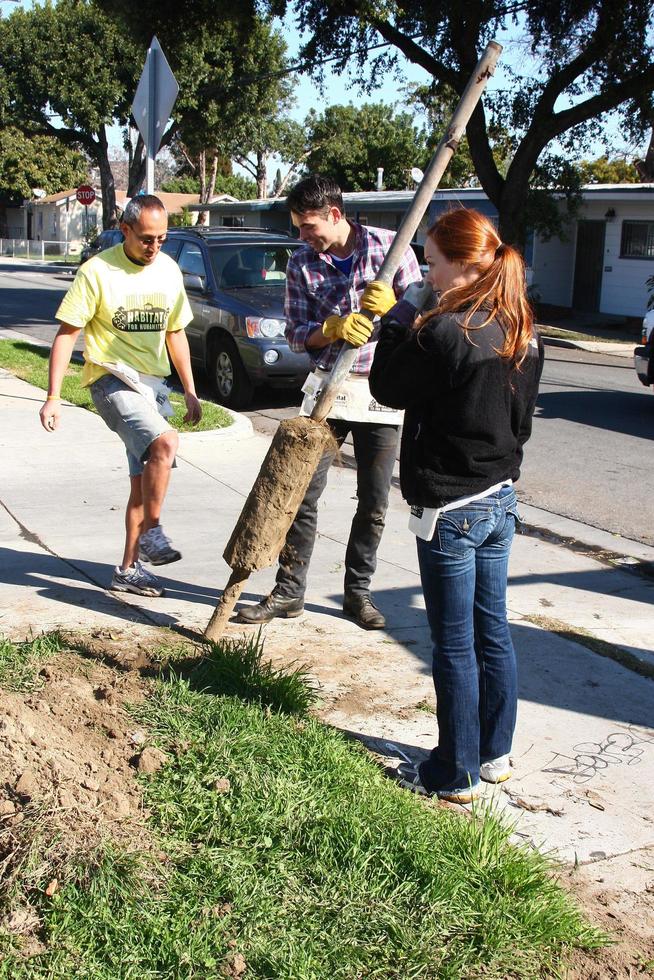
[
  {"xmin": 236, "ymin": 591, "xmax": 304, "ymax": 624},
  {"xmin": 342, "ymin": 593, "xmax": 386, "ymax": 630}
]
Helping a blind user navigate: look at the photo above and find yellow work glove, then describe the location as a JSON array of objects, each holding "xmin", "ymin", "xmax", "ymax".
[
  {"xmin": 360, "ymin": 280, "xmax": 396, "ymax": 317},
  {"xmin": 322, "ymin": 311, "xmax": 374, "ymax": 347}
]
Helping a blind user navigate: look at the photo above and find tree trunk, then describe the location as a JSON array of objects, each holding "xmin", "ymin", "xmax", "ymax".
[
  {"xmin": 496, "ymin": 199, "xmax": 528, "ymax": 252},
  {"xmin": 197, "ymin": 152, "xmax": 219, "ymax": 225},
  {"xmin": 97, "ymin": 126, "xmax": 117, "ymax": 228},
  {"xmin": 635, "ymin": 127, "xmax": 654, "ymax": 182},
  {"xmin": 272, "ymin": 148, "xmax": 314, "ymax": 199},
  {"xmin": 256, "ymin": 150, "xmax": 268, "ymax": 199},
  {"xmin": 207, "ymin": 152, "xmax": 219, "ymax": 200}
]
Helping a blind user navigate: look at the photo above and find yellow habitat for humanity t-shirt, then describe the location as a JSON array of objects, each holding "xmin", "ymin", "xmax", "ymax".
[{"xmin": 56, "ymin": 244, "xmax": 193, "ymax": 386}]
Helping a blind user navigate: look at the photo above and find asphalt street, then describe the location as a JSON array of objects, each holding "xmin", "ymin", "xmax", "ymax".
[{"xmin": 1, "ymin": 258, "xmax": 651, "ymax": 548}]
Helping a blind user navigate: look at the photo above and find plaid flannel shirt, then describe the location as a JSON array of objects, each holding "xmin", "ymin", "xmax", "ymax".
[{"xmin": 284, "ymin": 221, "xmax": 421, "ymax": 375}]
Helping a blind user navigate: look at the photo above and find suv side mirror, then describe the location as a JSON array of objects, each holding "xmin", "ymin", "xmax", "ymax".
[{"xmin": 183, "ymin": 273, "xmax": 206, "ymax": 292}]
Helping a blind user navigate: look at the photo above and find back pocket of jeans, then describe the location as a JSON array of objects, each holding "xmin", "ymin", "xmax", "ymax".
[{"xmin": 435, "ymin": 511, "xmax": 489, "ymax": 556}]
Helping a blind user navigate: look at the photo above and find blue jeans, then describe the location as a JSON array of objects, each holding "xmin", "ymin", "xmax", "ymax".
[{"xmin": 416, "ymin": 486, "xmax": 520, "ymax": 794}]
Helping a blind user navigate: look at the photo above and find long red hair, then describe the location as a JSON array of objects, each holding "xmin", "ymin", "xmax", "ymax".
[{"xmin": 420, "ymin": 208, "xmax": 534, "ymax": 366}]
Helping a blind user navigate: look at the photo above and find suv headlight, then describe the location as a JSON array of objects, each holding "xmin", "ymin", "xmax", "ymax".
[{"xmin": 245, "ymin": 317, "xmax": 286, "ymax": 339}]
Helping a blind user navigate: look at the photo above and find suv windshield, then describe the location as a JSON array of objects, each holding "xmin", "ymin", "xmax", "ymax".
[{"xmin": 210, "ymin": 244, "xmax": 297, "ymax": 289}]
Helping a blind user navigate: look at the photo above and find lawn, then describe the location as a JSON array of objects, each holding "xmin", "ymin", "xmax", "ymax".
[
  {"xmin": 0, "ymin": 631, "xmax": 604, "ymax": 979},
  {"xmin": 0, "ymin": 339, "xmax": 232, "ymax": 433}
]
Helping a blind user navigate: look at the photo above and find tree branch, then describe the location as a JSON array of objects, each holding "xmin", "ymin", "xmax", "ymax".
[
  {"xmin": 271, "ymin": 148, "xmax": 315, "ymax": 199},
  {"xmin": 30, "ymin": 120, "xmax": 96, "ymax": 154},
  {"xmin": 367, "ymin": 16, "xmax": 459, "ymax": 89},
  {"xmin": 234, "ymin": 154, "xmax": 258, "ymax": 179}
]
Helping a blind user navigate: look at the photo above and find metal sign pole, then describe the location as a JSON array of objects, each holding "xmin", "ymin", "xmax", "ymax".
[{"xmin": 146, "ymin": 44, "xmax": 157, "ymax": 194}]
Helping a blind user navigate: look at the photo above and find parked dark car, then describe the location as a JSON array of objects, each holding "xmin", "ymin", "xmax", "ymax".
[
  {"xmin": 162, "ymin": 227, "xmax": 311, "ymax": 409},
  {"xmin": 80, "ymin": 228, "xmax": 124, "ymax": 264}
]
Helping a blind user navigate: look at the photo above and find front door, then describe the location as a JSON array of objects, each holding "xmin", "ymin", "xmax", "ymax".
[{"xmin": 572, "ymin": 220, "xmax": 605, "ymax": 312}]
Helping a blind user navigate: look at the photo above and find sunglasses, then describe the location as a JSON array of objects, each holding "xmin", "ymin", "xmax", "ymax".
[{"xmin": 133, "ymin": 235, "xmax": 167, "ymax": 246}]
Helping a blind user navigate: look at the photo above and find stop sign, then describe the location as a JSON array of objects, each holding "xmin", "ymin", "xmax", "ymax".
[{"xmin": 76, "ymin": 185, "xmax": 96, "ymax": 206}]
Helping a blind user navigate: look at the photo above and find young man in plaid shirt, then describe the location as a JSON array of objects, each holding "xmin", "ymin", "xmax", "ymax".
[{"xmin": 238, "ymin": 175, "xmax": 421, "ymax": 630}]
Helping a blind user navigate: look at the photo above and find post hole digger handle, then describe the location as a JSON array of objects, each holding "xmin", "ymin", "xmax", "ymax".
[{"xmin": 310, "ymin": 40, "xmax": 502, "ymax": 424}]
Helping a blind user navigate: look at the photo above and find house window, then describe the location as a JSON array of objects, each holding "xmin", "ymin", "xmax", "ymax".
[
  {"xmin": 620, "ymin": 221, "xmax": 654, "ymax": 259},
  {"xmin": 221, "ymin": 215, "xmax": 245, "ymax": 227}
]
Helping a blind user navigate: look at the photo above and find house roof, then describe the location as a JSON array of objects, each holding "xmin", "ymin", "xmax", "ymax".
[
  {"xmin": 114, "ymin": 191, "xmax": 202, "ymax": 213},
  {"xmin": 38, "ymin": 190, "xmax": 79, "ymax": 204}
]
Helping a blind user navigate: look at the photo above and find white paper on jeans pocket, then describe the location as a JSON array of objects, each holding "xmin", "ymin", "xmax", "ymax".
[
  {"xmin": 89, "ymin": 358, "xmax": 157, "ymax": 405},
  {"xmin": 408, "ymin": 504, "xmax": 439, "ymax": 541}
]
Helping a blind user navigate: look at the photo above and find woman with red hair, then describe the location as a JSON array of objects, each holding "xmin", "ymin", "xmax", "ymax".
[{"xmin": 369, "ymin": 208, "xmax": 544, "ymax": 803}]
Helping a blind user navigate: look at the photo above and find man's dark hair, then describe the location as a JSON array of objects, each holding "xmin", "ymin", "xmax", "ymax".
[
  {"xmin": 286, "ymin": 175, "xmax": 344, "ymax": 216},
  {"xmin": 122, "ymin": 194, "xmax": 167, "ymax": 226}
]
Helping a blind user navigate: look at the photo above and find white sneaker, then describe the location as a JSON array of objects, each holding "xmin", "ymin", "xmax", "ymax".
[
  {"xmin": 480, "ymin": 755, "xmax": 511, "ymax": 784},
  {"xmin": 139, "ymin": 525, "xmax": 181, "ymax": 566},
  {"xmin": 111, "ymin": 561, "xmax": 164, "ymax": 597}
]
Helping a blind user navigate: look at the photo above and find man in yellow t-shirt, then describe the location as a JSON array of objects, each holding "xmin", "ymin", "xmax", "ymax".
[{"xmin": 38, "ymin": 194, "xmax": 202, "ymax": 598}]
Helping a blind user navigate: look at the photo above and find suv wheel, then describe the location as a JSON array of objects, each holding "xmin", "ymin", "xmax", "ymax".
[{"xmin": 210, "ymin": 335, "xmax": 255, "ymax": 410}]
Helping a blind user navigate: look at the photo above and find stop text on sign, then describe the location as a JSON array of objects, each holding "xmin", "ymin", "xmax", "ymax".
[{"xmin": 76, "ymin": 185, "xmax": 96, "ymax": 206}]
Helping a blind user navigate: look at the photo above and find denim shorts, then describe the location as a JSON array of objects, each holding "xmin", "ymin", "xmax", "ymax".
[{"xmin": 90, "ymin": 373, "xmax": 174, "ymax": 477}]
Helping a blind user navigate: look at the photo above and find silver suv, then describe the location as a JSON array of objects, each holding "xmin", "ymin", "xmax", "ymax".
[
  {"xmin": 634, "ymin": 307, "xmax": 654, "ymax": 392},
  {"xmin": 162, "ymin": 228, "xmax": 311, "ymax": 409}
]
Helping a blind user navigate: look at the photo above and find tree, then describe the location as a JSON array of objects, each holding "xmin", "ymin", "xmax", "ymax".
[
  {"xmin": 302, "ymin": 103, "xmax": 427, "ymax": 190},
  {"xmin": 0, "ymin": 127, "xmax": 88, "ymax": 201},
  {"xmin": 1, "ymin": 0, "xmax": 300, "ymax": 223},
  {"xmin": 577, "ymin": 156, "xmax": 641, "ymax": 184},
  {"xmin": 210, "ymin": 22, "xmax": 303, "ymax": 199},
  {"xmin": 272, "ymin": 0, "xmax": 654, "ymax": 246},
  {"xmin": 0, "ymin": 0, "xmax": 138, "ymax": 227},
  {"xmin": 161, "ymin": 173, "xmax": 257, "ymax": 200},
  {"xmin": 97, "ymin": 1, "xmax": 299, "ymax": 202}
]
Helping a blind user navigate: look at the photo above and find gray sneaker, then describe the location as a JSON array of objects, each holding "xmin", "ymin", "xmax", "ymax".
[
  {"xmin": 139, "ymin": 525, "xmax": 181, "ymax": 566},
  {"xmin": 111, "ymin": 561, "xmax": 164, "ymax": 597}
]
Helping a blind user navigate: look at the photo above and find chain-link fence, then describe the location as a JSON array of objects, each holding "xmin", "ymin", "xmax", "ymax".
[{"xmin": 0, "ymin": 239, "xmax": 80, "ymax": 261}]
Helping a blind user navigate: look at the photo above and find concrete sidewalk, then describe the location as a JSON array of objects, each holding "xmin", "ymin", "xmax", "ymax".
[{"xmin": 1, "ymin": 370, "xmax": 653, "ymax": 882}]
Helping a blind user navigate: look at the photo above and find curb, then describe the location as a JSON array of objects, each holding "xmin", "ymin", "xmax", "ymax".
[
  {"xmin": 178, "ymin": 407, "xmax": 253, "ymax": 444},
  {"xmin": 539, "ymin": 333, "xmax": 635, "ymax": 358}
]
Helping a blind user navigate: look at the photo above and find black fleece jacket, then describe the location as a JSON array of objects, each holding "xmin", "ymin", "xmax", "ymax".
[{"xmin": 369, "ymin": 301, "xmax": 544, "ymax": 507}]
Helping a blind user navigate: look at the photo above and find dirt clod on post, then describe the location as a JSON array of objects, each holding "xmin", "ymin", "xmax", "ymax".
[{"xmin": 223, "ymin": 416, "xmax": 335, "ymax": 573}]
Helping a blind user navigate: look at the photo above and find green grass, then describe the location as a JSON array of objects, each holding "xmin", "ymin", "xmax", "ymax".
[
  {"xmin": 0, "ymin": 339, "xmax": 232, "ymax": 433},
  {"xmin": 0, "ymin": 633, "xmax": 604, "ymax": 978},
  {"xmin": 0, "ymin": 631, "xmax": 68, "ymax": 692}
]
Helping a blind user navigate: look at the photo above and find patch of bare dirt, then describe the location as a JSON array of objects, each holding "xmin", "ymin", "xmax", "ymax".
[
  {"xmin": 562, "ymin": 854, "xmax": 654, "ymax": 978},
  {"xmin": 0, "ymin": 628, "xmax": 168, "ymax": 949}
]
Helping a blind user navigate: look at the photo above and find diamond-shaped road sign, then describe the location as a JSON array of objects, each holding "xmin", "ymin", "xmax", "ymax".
[{"xmin": 131, "ymin": 36, "xmax": 178, "ymax": 156}]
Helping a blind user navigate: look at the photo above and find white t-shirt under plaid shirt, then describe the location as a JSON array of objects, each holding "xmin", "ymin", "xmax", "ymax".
[{"xmin": 284, "ymin": 221, "xmax": 421, "ymax": 376}]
